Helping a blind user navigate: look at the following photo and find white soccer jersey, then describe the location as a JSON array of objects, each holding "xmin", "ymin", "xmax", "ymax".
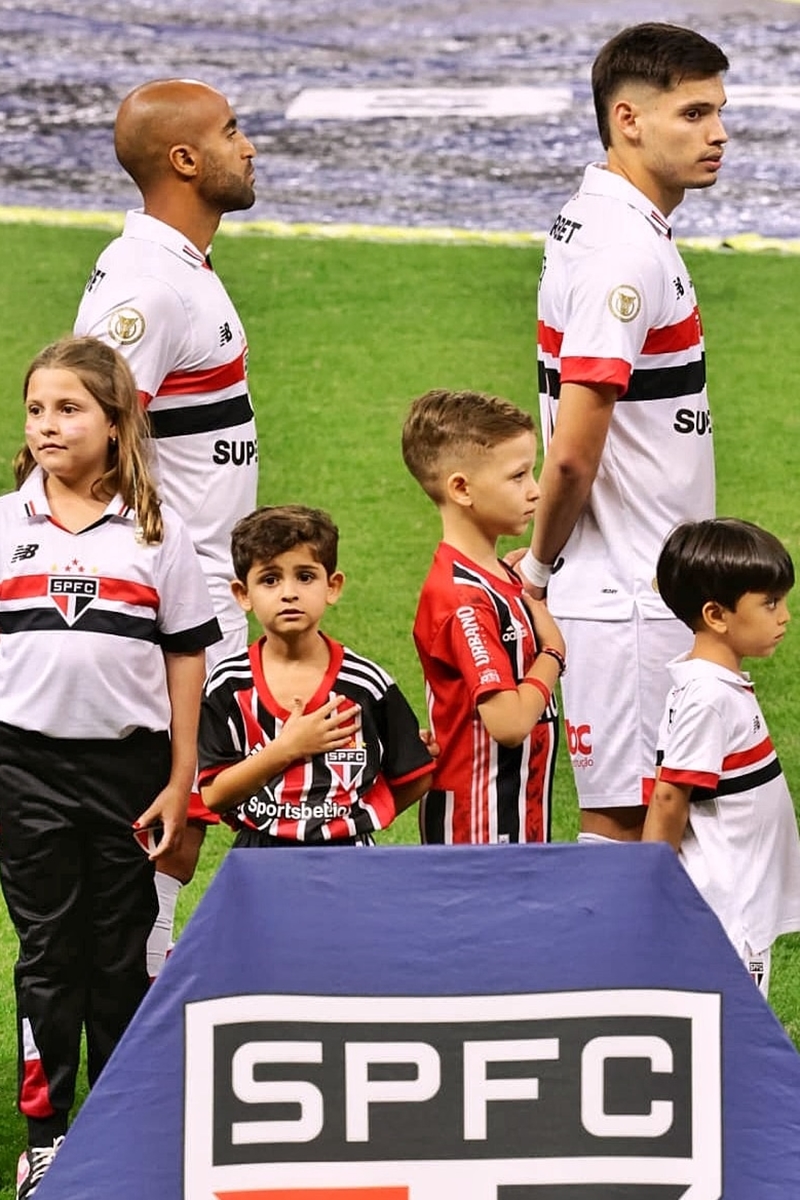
[
  {"xmin": 0, "ymin": 468, "xmax": 220, "ymax": 739},
  {"xmin": 74, "ymin": 210, "xmax": 258, "ymax": 637},
  {"xmin": 538, "ymin": 164, "xmax": 715, "ymax": 620},
  {"xmin": 656, "ymin": 654, "xmax": 800, "ymax": 954}
]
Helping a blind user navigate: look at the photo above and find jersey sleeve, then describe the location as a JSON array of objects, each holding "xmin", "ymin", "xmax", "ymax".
[
  {"xmin": 373, "ymin": 682, "xmax": 434, "ymax": 785},
  {"xmin": 75, "ymin": 274, "xmax": 189, "ymax": 402},
  {"xmin": 431, "ymin": 597, "xmax": 519, "ymax": 707},
  {"xmin": 197, "ymin": 682, "xmax": 244, "ymax": 786},
  {"xmin": 559, "ymin": 243, "xmax": 665, "ymax": 395},
  {"xmin": 155, "ymin": 507, "xmax": 222, "ymax": 652},
  {"xmin": 658, "ymin": 682, "xmax": 725, "ymax": 798}
]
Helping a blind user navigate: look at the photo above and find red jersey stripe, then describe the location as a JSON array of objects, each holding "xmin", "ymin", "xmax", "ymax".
[
  {"xmin": 561, "ymin": 355, "xmax": 630, "ymax": 391},
  {"xmin": 722, "ymin": 734, "xmax": 775, "ymax": 773},
  {"xmin": 0, "ymin": 574, "xmax": 158, "ymax": 609},
  {"xmin": 538, "ymin": 319, "xmax": 563, "ymax": 356},
  {"xmin": 156, "ymin": 349, "xmax": 247, "ymax": 398},
  {"xmin": 99, "ymin": 577, "xmax": 159, "ymax": 609},
  {"xmin": 641, "ymin": 307, "xmax": 702, "ymax": 356},
  {"xmin": 659, "ymin": 766, "xmax": 719, "ymax": 789}
]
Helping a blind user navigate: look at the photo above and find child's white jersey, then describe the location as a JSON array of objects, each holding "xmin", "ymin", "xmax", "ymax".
[
  {"xmin": 0, "ymin": 468, "xmax": 219, "ymax": 740},
  {"xmin": 656, "ymin": 654, "xmax": 800, "ymax": 953},
  {"xmin": 74, "ymin": 210, "xmax": 258, "ymax": 633},
  {"xmin": 538, "ymin": 164, "xmax": 715, "ymax": 620}
]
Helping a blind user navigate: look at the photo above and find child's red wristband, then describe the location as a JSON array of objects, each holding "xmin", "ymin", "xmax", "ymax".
[{"xmin": 520, "ymin": 676, "xmax": 551, "ymax": 706}]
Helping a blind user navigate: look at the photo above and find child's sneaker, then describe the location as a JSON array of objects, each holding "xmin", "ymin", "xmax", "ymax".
[{"xmin": 15, "ymin": 1136, "xmax": 64, "ymax": 1199}]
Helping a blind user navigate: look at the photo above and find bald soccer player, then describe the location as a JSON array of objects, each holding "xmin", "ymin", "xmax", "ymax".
[{"xmin": 75, "ymin": 80, "xmax": 260, "ymax": 974}]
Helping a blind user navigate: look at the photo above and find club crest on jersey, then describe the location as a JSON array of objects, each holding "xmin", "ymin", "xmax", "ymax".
[
  {"xmin": 607, "ymin": 284, "xmax": 641, "ymax": 323},
  {"xmin": 325, "ymin": 698, "xmax": 367, "ymax": 790},
  {"xmin": 326, "ymin": 746, "xmax": 368, "ymax": 791},
  {"xmin": 107, "ymin": 306, "xmax": 145, "ymax": 345},
  {"xmin": 48, "ymin": 575, "xmax": 99, "ymax": 625}
]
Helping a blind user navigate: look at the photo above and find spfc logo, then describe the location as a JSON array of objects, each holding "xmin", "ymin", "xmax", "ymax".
[
  {"xmin": 326, "ymin": 697, "xmax": 367, "ymax": 791},
  {"xmin": 326, "ymin": 746, "xmax": 368, "ymax": 792},
  {"xmin": 48, "ymin": 575, "xmax": 99, "ymax": 625},
  {"xmin": 184, "ymin": 990, "xmax": 722, "ymax": 1199}
]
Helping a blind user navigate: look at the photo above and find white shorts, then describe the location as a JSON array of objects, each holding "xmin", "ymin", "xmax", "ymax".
[{"xmin": 559, "ymin": 613, "xmax": 691, "ymax": 809}]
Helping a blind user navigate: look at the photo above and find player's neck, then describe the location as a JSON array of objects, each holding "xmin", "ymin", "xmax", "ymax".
[
  {"xmin": 604, "ymin": 153, "xmax": 683, "ymax": 218},
  {"xmin": 260, "ymin": 626, "xmax": 329, "ymax": 666},
  {"xmin": 689, "ymin": 631, "xmax": 744, "ymax": 675},
  {"xmin": 142, "ymin": 194, "xmax": 221, "ymax": 258},
  {"xmin": 440, "ymin": 511, "xmax": 507, "ymax": 578},
  {"xmin": 43, "ymin": 472, "xmax": 111, "ymax": 533}
]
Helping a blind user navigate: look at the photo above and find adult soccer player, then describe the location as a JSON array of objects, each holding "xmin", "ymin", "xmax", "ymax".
[
  {"xmin": 518, "ymin": 24, "xmax": 729, "ymax": 842},
  {"xmin": 74, "ymin": 79, "xmax": 260, "ymax": 971}
]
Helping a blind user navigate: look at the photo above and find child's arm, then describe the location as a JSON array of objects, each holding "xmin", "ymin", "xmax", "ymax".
[
  {"xmin": 641, "ymin": 778, "xmax": 692, "ymax": 851},
  {"xmin": 134, "ymin": 648, "xmax": 207, "ymax": 857},
  {"xmin": 477, "ymin": 597, "xmax": 565, "ymax": 748},
  {"xmin": 391, "ymin": 772, "xmax": 434, "ymax": 816},
  {"xmin": 201, "ymin": 695, "xmax": 359, "ymax": 813}
]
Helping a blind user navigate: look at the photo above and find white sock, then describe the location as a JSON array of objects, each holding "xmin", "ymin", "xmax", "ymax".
[
  {"xmin": 577, "ymin": 831, "xmax": 620, "ymax": 845},
  {"xmin": 147, "ymin": 872, "xmax": 182, "ymax": 979}
]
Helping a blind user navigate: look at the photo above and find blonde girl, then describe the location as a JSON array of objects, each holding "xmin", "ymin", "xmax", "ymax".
[{"xmin": 0, "ymin": 336, "xmax": 220, "ymax": 1196}]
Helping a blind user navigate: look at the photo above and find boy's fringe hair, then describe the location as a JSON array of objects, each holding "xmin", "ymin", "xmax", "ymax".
[
  {"xmin": 231, "ymin": 504, "xmax": 339, "ymax": 583},
  {"xmin": 402, "ymin": 388, "xmax": 534, "ymax": 504},
  {"xmin": 17, "ymin": 336, "xmax": 163, "ymax": 544}
]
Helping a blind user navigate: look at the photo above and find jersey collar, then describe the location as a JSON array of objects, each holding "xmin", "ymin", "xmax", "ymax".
[
  {"xmin": 667, "ymin": 652, "xmax": 754, "ymax": 691},
  {"xmin": 18, "ymin": 465, "xmax": 137, "ymax": 525},
  {"xmin": 123, "ymin": 209, "xmax": 211, "ymax": 270},
  {"xmin": 581, "ymin": 163, "xmax": 673, "ymax": 240}
]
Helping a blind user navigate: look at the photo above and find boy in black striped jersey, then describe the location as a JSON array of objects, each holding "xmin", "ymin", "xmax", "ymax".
[{"xmin": 198, "ymin": 505, "xmax": 433, "ymax": 844}]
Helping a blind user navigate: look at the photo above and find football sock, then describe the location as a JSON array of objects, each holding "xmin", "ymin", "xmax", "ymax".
[{"xmin": 147, "ymin": 872, "xmax": 181, "ymax": 979}]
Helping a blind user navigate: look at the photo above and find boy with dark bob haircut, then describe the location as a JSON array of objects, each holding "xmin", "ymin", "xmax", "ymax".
[
  {"xmin": 643, "ymin": 518, "xmax": 800, "ymax": 996},
  {"xmin": 403, "ymin": 389, "xmax": 565, "ymax": 844},
  {"xmin": 198, "ymin": 504, "xmax": 433, "ymax": 845}
]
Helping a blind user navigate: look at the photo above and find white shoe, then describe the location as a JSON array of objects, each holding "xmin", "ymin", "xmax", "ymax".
[{"xmin": 15, "ymin": 1135, "xmax": 65, "ymax": 1199}]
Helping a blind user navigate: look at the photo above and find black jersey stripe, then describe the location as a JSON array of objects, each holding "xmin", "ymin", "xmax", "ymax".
[
  {"xmin": 715, "ymin": 756, "xmax": 783, "ymax": 797},
  {"xmin": 147, "ymin": 391, "xmax": 254, "ymax": 439},
  {"xmin": 1, "ymin": 608, "xmax": 158, "ymax": 640},
  {"xmin": 619, "ymin": 357, "xmax": 706, "ymax": 403},
  {"xmin": 539, "ymin": 357, "xmax": 706, "ymax": 404}
]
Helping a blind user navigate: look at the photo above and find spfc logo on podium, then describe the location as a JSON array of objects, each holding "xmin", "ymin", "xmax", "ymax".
[{"xmin": 184, "ymin": 990, "xmax": 722, "ymax": 1200}]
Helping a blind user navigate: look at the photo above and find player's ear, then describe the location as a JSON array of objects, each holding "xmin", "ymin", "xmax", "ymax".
[
  {"xmin": 169, "ymin": 143, "xmax": 199, "ymax": 179},
  {"xmin": 610, "ymin": 97, "xmax": 641, "ymax": 145},
  {"xmin": 326, "ymin": 571, "xmax": 345, "ymax": 605},
  {"xmin": 445, "ymin": 470, "xmax": 472, "ymax": 508},
  {"xmin": 231, "ymin": 578, "xmax": 252, "ymax": 613},
  {"xmin": 701, "ymin": 598, "xmax": 727, "ymax": 633}
]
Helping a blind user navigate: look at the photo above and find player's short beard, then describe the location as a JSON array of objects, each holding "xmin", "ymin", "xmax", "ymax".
[{"xmin": 200, "ymin": 158, "xmax": 256, "ymax": 213}]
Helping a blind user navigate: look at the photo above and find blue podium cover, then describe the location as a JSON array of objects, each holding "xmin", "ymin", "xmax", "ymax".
[{"xmin": 36, "ymin": 843, "xmax": 800, "ymax": 1199}]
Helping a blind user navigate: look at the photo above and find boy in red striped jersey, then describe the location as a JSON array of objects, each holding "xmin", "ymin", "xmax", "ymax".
[
  {"xmin": 643, "ymin": 518, "xmax": 800, "ymax": 996},
  {"xmin": 402, "ymin": 389, "xmax": 565, "ymax": 845}
]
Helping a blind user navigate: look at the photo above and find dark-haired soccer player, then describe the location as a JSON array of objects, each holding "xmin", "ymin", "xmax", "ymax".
[{"xmin": 519, "ymin": 23, "xmax": 729, "ymax": 843}]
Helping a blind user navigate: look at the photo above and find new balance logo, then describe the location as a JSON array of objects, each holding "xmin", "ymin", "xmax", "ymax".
[
  {"xmin": 219, "ymin": 322, "xmax": 233, "ymax": 345},
  {"xmin": 11, "ymin": 544, "xmax": 38, "ymax": 562},
  {"xmin": 674, "ymin": 276, "xmax": 685, "ymax": 298}
]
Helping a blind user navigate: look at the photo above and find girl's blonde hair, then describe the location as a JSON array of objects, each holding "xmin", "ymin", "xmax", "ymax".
[{"xmin": 15, "ymin": 335, "xmax": 163, "ymax": 544}]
